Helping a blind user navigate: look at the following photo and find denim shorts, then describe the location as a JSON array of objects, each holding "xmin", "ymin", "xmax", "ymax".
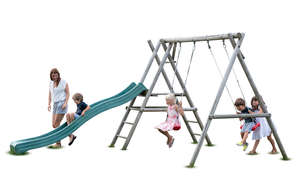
[
  {"xmin": 241, "ymin": 122, "xmax": 255, "ymax": 133},
  {"xmin": 74, "ymin": 113, "xmax": 81, "ymax": 120},
  {"xmin": 53, "ymin": 101, "xmax": 68, "ymax": 114}
]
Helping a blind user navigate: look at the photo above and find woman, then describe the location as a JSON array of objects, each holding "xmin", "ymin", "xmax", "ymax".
[{"xmin": 48, "ymin": 68, "xmax": 70, "ymax": 148}]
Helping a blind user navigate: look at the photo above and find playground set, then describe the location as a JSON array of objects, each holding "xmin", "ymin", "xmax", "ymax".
[{"xmin": 10, "ymin": 32, "xmax": 289, "ymax": 167}]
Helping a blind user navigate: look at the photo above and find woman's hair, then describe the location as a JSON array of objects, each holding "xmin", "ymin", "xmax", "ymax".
[
  {"xmin": 166, "ymin": 93, "xmax": 176, "ymax": 103},
  {"xmin": 234, "ymin": 98, "xmax": 245, "ymax": 107},
  {"xmin": 50, "ymin": 68, "xmax": 61, "ymax": 83},
  {"xmin": 72, "ymin": 93, "xmax": 83, "ymax": 102},
  {"xmin": 251, "ymin": 96, "xmax": 259, "ymax": 109}
]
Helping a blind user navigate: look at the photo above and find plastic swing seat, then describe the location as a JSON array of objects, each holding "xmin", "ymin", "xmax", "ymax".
[
  {"xmin": 240, "ymin": 122, "xmax": 261, "ymax": 131},
  {"xmin": 173, "ymin": 122, "xmax": 181, "ymax": 130}
]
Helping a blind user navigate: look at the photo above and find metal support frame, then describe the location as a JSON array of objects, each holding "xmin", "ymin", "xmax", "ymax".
[
  {"xmin": 110, "ymin": 32, "xmax": 288, "ymax": 167},
  {"xmin": 188, "ymin": 33, "xmax": 245, "ymax": 167},
  {"xmin": 161, "ymin": 42, "xmax": 213, "ymax": 145},
  {"xmin": 229, "ymin": 36, "xmax": 289, "ymax": 161},
  {"xmin": 210, "ymin": 113, "xmax": 271, "ymax": 119}
]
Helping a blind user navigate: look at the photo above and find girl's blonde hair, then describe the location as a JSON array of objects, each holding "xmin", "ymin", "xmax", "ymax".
[{"xmin": 166, "ymin": 93, "xmax": 176, "ymax": 103}]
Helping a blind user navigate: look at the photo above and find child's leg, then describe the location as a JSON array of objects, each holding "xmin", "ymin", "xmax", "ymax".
[
  {"xmin": 66, "ymin": 113, "xmax": 71, "ymax": 124},
  {"xmin": 158, "ymin": 129, "xmax": 172, "ymax": 144},
  {"xmin": 250, "ymin": 140, "xmax": 260, "ymax": 154},
  {"xmin": 240, "ymin": 132, "xmax": 244, "ymax": 140},
  {"xmin": 242, "ymin": 131, "xmax": 249, "ymax": 144},
  {"xmin": 267, "ymin": 134, "xmax": 277, "ymax": 153}
]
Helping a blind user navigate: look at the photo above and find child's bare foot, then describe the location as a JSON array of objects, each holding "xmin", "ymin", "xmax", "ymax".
[
  {"xmin": 168, "ymin": 137, "xmax": 175, "ymax": 148},
  {"xmin": 248, "ymin": 150, "xmax": 257, "ymax": 155},
  {"xmin": 270, "ymin": 150, "xmax": 278, "ymax": 154}
]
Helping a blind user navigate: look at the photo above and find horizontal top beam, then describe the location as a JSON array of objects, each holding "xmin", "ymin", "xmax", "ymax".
[
  {"xmin": 209, "ymin": 113, "xmax": 271, "ymax": 119},
  {"xmin": 160, "ymin": 33, "xmax": 243, "ymax": 43}
]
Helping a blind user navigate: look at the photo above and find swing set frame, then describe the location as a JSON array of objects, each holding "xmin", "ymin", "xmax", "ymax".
[{"xmin": 109, "ymin": 32, "xmax": 289, "ymax": 167}]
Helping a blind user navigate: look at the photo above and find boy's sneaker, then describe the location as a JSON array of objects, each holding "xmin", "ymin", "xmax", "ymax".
[{"xmin": 243, "ymin": 143, "xmax": 249, "ymax": 151}]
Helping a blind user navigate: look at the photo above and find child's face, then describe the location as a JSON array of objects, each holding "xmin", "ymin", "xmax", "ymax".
[
  {"xmin": 252, "ymin": 100, "xmax": 259, "ymax": 107},
  {"xmin": 236, "ymin": 105, "xmax": 245, "ymax": 111},
  {"xmin": 166, "ymin": 98, "xmax": 174, "ymax": 105},
  {"xmin": 73, "ymin": 99, "xmax": 80, "ymax": 105}
]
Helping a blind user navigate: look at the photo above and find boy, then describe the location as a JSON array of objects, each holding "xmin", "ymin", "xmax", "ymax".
[
  {"xmin": 234, "ymin": 98, "xmax": 255, "ymax": 151},
  {"xmin": 66, "ymin": 93, "xmax": 90, "ymax": 146}
]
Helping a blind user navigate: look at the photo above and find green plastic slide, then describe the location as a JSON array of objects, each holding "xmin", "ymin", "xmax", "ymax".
[{"xmin": 10, "ymin": 82, "xmax": 147, "ymax": 155}]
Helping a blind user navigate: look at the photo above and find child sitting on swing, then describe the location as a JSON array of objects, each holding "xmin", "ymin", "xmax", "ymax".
[
  {"xmin": 235, "ymin": 98, "xmax": 256, "ymax": 151},
  {"xmin": 155, "ymin": 93, "xmax": 184, "ymax": 148}
]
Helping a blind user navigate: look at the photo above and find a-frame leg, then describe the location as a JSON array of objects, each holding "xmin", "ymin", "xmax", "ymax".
[
  {"xmin": 148, "ymin": 40, "xmax": 200, "ymax": 144},
  {"xmin": 109, "ymin": 41, "xmax": 161, "ymax": 148},
  {"xmin": 161, "ymin": 42, "xmax": 213, "ymax": 145},
  {"xmin": 229, "ymin": 36, "xmax": 289, "ymax": 160},
  {"xmin": 188, "ymin": 34, "xmax": 245, "ymax": 167},
  {"xmin": 121, "ymin": 43, "xmax": 173, "ymax": 150}
]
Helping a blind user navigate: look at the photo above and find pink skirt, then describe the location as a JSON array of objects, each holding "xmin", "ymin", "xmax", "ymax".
[{"xmin": 155, "ymin": 119, "xmax": 178, "ymax": 131}]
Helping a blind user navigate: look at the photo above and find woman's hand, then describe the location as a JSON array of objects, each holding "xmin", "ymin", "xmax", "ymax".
[
  {"xmin": 81, "ymin": 111, "xmax": 85, "ymax": 116},
  {"xmin": 62, "ymin": 103, "xmax": 67, "ymax": 110},
  {"xmin": 48, "ymin": 105, "xmax": 51, "ymax": 112}
]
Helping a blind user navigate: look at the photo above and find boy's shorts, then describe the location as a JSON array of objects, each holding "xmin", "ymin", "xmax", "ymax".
[
  {"xmin": 53, "ymin": 101, "xmax": 68, "ymax": 114},
  {"xmin": 74, "ymin": 113, "xmax": 81, "ymax": 120},
  {"xmin": 241, "ymin": 122, "xmax": 255, "ymax": 133}
]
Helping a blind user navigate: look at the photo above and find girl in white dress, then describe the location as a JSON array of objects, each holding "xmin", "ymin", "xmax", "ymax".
[
  {"xmin": 249, "ymin": 97, "xmax": 277, "ymax": 154},
  {"xmin": 155, "ymin": 93, "xmax": 184, "ymax": 148}
]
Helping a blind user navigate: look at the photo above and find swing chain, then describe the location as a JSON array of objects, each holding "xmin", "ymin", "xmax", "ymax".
[{"xmin": 171, "ymin": 42, "xmax": 182, "ymax": 88}]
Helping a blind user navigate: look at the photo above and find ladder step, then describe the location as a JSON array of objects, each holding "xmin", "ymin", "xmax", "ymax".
[
  {"xmin": 124, "ymin": 121, "xmax": 134, "ymax": 125},
  {"xmin": 187, "ymin": 120, "xmax": 198, "ymax": 124},
  {"xmin": 193, "ymin": 133, "xmax": 201, "ymax": 136},
  {"xmin": 117, "ymin": 135, "xmax": 128, "ymax": 139}
]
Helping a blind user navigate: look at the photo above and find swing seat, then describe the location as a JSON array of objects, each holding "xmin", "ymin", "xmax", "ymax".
[
  {"xmin": 173, "ymin": 123, "xmax": 181, "ymax": 130},
  {"xmin": 240, "ymin": 122, "xmax": 261, "ymax": 131}
]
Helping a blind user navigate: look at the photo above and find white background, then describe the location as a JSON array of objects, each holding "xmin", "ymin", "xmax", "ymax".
[{"xmin": 0, "ymin": 0, "xmax": 299, "ymax": 183}]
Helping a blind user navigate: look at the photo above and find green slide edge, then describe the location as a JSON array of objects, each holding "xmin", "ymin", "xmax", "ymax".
[
  {"xmin": 10, "ymin": 82, "xmax": 147, "ymax": 154},
  {"xmin": 10, "ymin": 82, "xmax": 136, "ymax": 145}
]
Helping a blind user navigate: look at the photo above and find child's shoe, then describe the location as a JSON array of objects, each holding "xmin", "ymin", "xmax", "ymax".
[
  {"xmin": 236, "ymin": 142, "xmax": 243, "ymax": 146},
  {"xmin": 243, "ymin": 143, "xmax": 249, "ymax": 151}
]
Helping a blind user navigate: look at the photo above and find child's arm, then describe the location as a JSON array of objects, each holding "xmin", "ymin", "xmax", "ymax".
[
  {"xmin": 257, "ymin": 106, "xmax": 263, "ymax": 114},
  {"xmin": 81, "ymin": 105, "xmax": 90, "ymax": 116},
  {"xmin": 175, "ymin": 102, "xmax": 184, "ymax": 116},
  {"xmin": 236, "ymin": 111, "xmax": 243, "ymax": 121}
]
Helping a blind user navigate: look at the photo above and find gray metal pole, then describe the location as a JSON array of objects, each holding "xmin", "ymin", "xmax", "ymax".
[
  {"xmin": 148, "ymin": 40, "xmax": 174, "ymax": 92},
  {"xmin": 229, "ymin": 37, "xmax": 289, "ymax": 160},
  {"xmin": 148, "ymin": 40, "xmax": 198, "ymax": 143},
  {"xmin": 188, "ymin": 33, "xmax": 245, "ymax": 167},
  {"xmin": 161, "ymin": 42, "xmax": 213, "ymax": 145},
  {"xmin": 210, "ymin": 113, "xmax": 271, "ymax": 119},
  {"xmin": 121, "ymin": 43, "xmax": 173, "ymax": 150},
  {"xmin": 161, "ymin": 33, "xmax": 242, "ymax": 43},
  {"xmin": 140, "ymin": 41, "xmax": 161, "ymax": 83}
]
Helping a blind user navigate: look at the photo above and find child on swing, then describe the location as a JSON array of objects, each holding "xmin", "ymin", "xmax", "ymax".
[
  {"xmin": 155, "ymin": 93, "xmax": 184, "ymax": 148},
  {"xmin": 249, "ymin": 96, "xmax": 277, "ymax": 154},
  {"xmin": 235, "ymin": 98, "xmax": 256, "ymax": 151}
]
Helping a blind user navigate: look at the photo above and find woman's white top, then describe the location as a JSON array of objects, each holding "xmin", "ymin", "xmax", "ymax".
[{"xmin": 49, "ymin": 79, "xmax": 67, "ymax": 103}]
